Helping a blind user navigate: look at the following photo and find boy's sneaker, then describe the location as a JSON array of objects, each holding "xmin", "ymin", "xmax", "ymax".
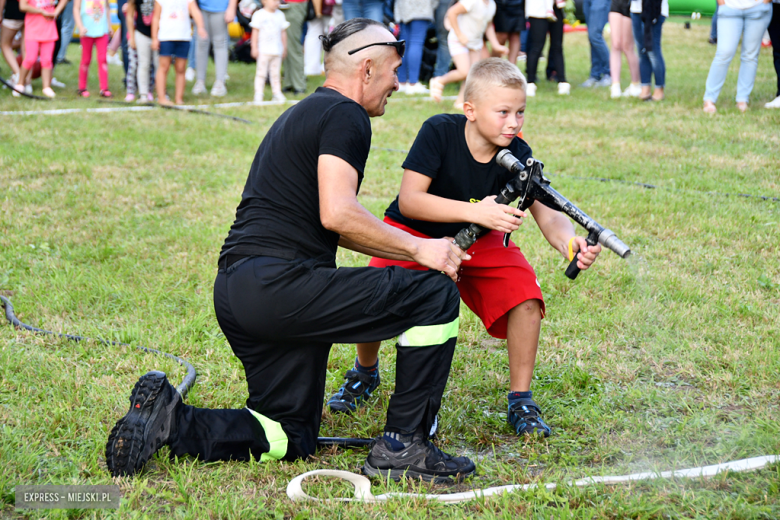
[
  {"xmin": 507, "ymin": 398, "xmax": 551, "ymax": 437},
  {"xmin": 210, "ymin": 81, "xmax": 227, "ymax": 97},
  {"xmin": 105, "ymin": 371, "xmax": 181, "ymax": 477},
  {"xmin": 526, "ymin": 82, "xmax": 537, "ymax": 97},
  {"xmin": 557, "ymin": 82, "xmax": 570, "ymax": 95},
  {"xmin": 192, "ymin": 81, "xmax": 207, "ymax": 95},
  {"xmin": 363, "ymin": 432, "xmax": 476, "ymax": 483},
  {"xmin": 185, "ymin": 67, "xmax": 196, "ymax": 82},
  {"xmin": 327, "ymin": 369, "xmax": 380, "ymax": 414}
]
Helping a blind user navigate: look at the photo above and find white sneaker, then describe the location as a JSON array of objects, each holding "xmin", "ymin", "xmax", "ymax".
[
  {"xmin": 51, "ymin": 77, "xmax": 66, "ymax": 88},
  {"xmin": 24, "ymin": 84, "xmax": 32, "ymax": 94},
  {"xmin": 405, "ymin": 83, "xmax": 429, "ymax": 95},
  {"xmin": 622, "ymin": 83, "xmax": 642, "ymax": 97},
  {"xmin": 42, "ymin": 87, "xmax": 56, "ymax": 98},
  {"xmin": 210, "ymin": 81, "xmax": 227, "ymax": 97},
  {"xmin": 271, "ymin": 93, "xmax": 286, "ymax": 103},
  {"xmin": 107, "ymin": 53, "xmax": 123, "ymax": 66},
  {"xmin": 526, "ymin": 83, "xmax": 537, "ymax": 97},
  {"xmin": 185, "ymin": 67, "xmax": 195, "ymax": 82},
  {"xmin": 253, "ymin": 95, "xmax": 265, "ymax": 104},
  {"xmin": 610, "ymin": 83, "xmax": 622, "ymax": 99},
  {"xmin": 765, "ymin": 95, "xmax": 780, "ymax": 109},
  {"xmin": 192, "ymin": 80, "xmax": 207, "ymax": 95},
  {"xmin": 398, "ymin": 82, "xmax": 408, "ymax": 93},
  {"xmin": 224, "ymin": 73, "xmax": 230, "ymax": 81},
  {"xmin": 558, "ymin": 82, "xmax": 570, "ymax": 95},
  {"xmin": 12, "ymin": 84, "xmax": 23, "ymax": 97}
]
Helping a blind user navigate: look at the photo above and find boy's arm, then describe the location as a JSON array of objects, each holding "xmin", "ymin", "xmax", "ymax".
[
  {"xmin": 530, "ymin": 201, "xmax": 601, "ymax": 270},
  {"xmin": 398, "ymin": 169, "xmax": 526, "ymax": 235},
  {"xmin": 446, "ymin": 2, "xmax": 468, "ymax": 45},
  {"xmin": 126, "ymin": 0, "xmax": 136, "ymax": 48},
  {"xmin": 250, "ymin": 27, "xmax": 258, "ymax": 58},
  {"xmin": 188, "ymin": 0, "xmax": 207, "ymax": 39},
  {"xmin": 151, "ymin": 0, "xmax": 160, "ymax": 49}
]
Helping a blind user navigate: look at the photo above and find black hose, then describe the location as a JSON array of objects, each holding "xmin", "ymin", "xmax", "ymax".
[
  {"xmin": 1, "ymin": 295, "xmax": 374, "ymax": 449},
  {"xmin": 0, "ymin": 73, "xmax": 50, "ymax": 100},
  {"xmin": 1, "ymin": 295, "xmax": 197, "ymax": 398}
]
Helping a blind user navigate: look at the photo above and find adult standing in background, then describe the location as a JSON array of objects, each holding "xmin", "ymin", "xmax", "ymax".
[
  {"xmin": 764, "ymin": 0, "xmax": 780, "ymax": 108},
  {"xmin": 710, "ymin": 0, "xmax": 718, "ymax": 43},
  {"xmin": 1, "ymin": 0, "xmax": 26, "ymax": 84},
  {"xmin": 432, "ymin": 0, "xmax": 451, "ymax": 76},
  {"xmin": 303, "ymin": 0, "xmax": 342, "ymax": 76},
  {"xmin": 630, "ymin": 0, "xmax": 667, "ymax": 101},
  {"xmin": 282, "ymin": 0, "xmax": 307, "ymax": 93},
  {"xmin": 191, "ymin": 0, "xmax": 237, "ymax": 96},
  {"xmin": 581, "ymin": 0, "xmax": 611, "ymax": 87},
  {"xmin": 525, "ymin": 0, "xmax": 569, "ymax": 95},
  {"xmin": 395, "ymin": 0, "xmax": 435, "ymax": 93},
  {"xmin": 492, "ymin": 0, "xmax": 524, "ymax": 65},
  {"xmin": 55, "ymin": 0, "xmax": 74, "ymax": 64},
  {"xmin": 342, "ymin": 0, "xmax": 384, "ymax": 22},
  {"xmin": 702, "ymin": 0, "xmax": 771, "ymax": 112},
  {"xmin": 608, "ymin": 0, "xmax": 640, "ymax": 98}
]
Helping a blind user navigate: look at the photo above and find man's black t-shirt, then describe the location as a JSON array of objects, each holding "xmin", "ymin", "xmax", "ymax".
[
  {"xmin": 385, "ymin": 113, "xmax": 533, "ymax": 238},
  {"xmin": 219, "ymin": 87, "xmax": 372, "ymax": 266}
]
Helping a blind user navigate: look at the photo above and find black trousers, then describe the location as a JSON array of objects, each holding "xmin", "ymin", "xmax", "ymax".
[
  {"xmin": 769, "ymin": 3, "xmax": 780, "ymax": 98},
  {"xmin": 526, "ymin": 9, "xmax": 566, "ymax": 84},
  {"xmin": 168, "ymin": 256, "xmax": 461, "ymax": 462}
]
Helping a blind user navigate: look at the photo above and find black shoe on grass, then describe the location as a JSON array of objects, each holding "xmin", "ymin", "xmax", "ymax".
[
  {"xmin": 363, "ymin": 433, "xmax": 475, "ymax": 483},
  {"xmin": 507, "ymin": 398, "xmax": 551, "ymax": 437},
  {"xmin": 327, "ymin": 369, "xmax": 380, "ymax": 414},
  {"xmin": 105, "ymin": 371, "xmax": 181, "ymax": 477}
]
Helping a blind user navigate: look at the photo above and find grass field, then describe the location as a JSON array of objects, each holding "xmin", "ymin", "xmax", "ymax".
[{"xmin": 2, "ymin": 18, "xmax": 779, "ymax": 519}]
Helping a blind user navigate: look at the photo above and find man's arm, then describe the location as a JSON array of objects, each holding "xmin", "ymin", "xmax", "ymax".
[{"xmin": 318, "ymin": 155, "xmax": 470, "ymax": 281}]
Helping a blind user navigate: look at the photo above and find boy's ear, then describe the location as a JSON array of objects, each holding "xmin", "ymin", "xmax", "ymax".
[{"xmin": 463, "ymin": 100, "xmax": 477, "ymax": 121}]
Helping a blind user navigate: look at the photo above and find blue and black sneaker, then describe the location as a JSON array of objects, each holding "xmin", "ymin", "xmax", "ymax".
[
  {"xmin": 507, "ymin": 398, "xmax": 551, "ymax": 437},
  {"xmin": 327, "ymin": 369, "xmax": 380, "ymax": 414}
]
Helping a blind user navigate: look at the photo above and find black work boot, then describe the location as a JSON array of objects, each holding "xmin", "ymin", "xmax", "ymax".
[
  {"xmin": 105, "ymin": 371, "xmax": 181, "ymax": 477},
  {"xmin": 363, "ymin": 431, "xmax": 475, "ymax": 483}
]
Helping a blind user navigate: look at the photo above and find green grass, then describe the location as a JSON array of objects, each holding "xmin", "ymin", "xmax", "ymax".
[{"xmin": 1, "ymin": 19, "xmax": 779, "ymax": 519}]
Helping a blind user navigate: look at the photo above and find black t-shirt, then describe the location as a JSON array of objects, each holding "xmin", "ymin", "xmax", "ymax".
[
  {"xmin": 134, "ymin": 0, "xmax": 155, "ymax": 37},
  {"xmin": 219, "ymin": 87, "xmax": 372, "ymax": 266},
  {"xmin": 385, "ymin": 113, "xmax": 533, "ymax": 238},
  {"xmin": 3, "ymin": 0, "xmax": 24, "ymax": 21}
]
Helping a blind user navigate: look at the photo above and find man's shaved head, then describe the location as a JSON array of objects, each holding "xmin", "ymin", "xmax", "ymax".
[{"xmin": 320, "ymin": 18, "xmax": 396, "ymax": 75}]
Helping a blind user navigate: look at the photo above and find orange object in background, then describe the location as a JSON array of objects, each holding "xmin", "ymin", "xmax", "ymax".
[
  {"xmin": 517, "ymin": 130, "xmax": 523, "ymax": 139},
  {"xmin": 16, "ymin": 55, "xmax": 42, "ymax": 79}
]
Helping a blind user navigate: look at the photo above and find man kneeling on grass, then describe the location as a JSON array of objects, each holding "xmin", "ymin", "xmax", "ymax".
[
  {"xmin": 105, "ymin": 18, "xmax": 477, "ymax": 483},
  {"xmin": 327, "ymin": 58, "xmax": 602, "ymax": 438}
]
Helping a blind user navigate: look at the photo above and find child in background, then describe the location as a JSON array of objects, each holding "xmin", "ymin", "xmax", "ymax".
[
  {"xmin": 249, "ymin": 0, "xmax": 288, "ymax": 103},
  {"xmin": 14, "ymin": 0, "xmax": 67, "ymax": 97},
  {"xmin": 127, "ymin": 0, "xmax": 159, "ymax": 102},
  {"xmin": 151, "ymin": 0, "xmax": 206, "ymax": 105},
  {"xmin": 429, "ymin": 0, "xmax": 507, "ymax": 109},
  {"xmin": 328, "ymin": 59, "xmax": 602, "ymax": 439},
  {"xmin": 74, "ymin": 0, "xmax": 112, "ymax": 97}
]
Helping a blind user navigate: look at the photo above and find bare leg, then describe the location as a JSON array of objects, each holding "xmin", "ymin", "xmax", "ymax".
[
  {"xmin": 507, "ymin": 32, "xmax": 521, "ymax": 64},
  {"xmin": 157, "ymin": 55, "xmax": 172, "ymax": 105},
  {"xmin": 174, "ymin": 57, "xmax": 187, "ymax": 104},
  {"xmin": 493, "ymin": 32, "xmax": 509, "ymax": 57},
  {"xmin": 506, "ymin": 299, "xmax": 542, "ymax": 392},
  {"xmin": 609, "ymin": 12, "xmax": 624, "ymax": 86},
  {"xmin": 621, "ymin": 15, "xmax": 640, "ymax": 84},
  {"xmin": 438, "ymin": 51, "xmax": 471, "ymax": 86},
  {"xmin": 652, "ymin": 86, "xmax": 664, "ymax": 100},
  {"xmin": 1, "ymin": 26, "xmax": 21, "ymax": 76},
  {"xmin": 356, "ymin": 341, "xmax": 381, "ymax": 367},
  {"xmin": 41, "ymin": 67, "xmax": 52, "ymax": 89}
]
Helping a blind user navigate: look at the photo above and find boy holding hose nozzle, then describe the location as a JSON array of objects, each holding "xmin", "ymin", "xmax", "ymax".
[{"xmin": 328, "ymin": 58, "xmax": 601, "ymax": 439}]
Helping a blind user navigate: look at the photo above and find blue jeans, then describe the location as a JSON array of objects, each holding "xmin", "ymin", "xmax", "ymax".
[
  {"xmin": 583, "ymin": 0, "xmax": 610, "ymax": 79},
  {"xmin": 117, "ymin": 0, "xmax": 130, "ymax": 81},
  {"xmin": 56, "ymin": 0, "xmax": 74, "ymax": 62},
  {"xmin": 631, "ymin": 13, "xmax": 665, "ymax": 88},
  {"xmin": 434, "ymin": 0, "xmax": 451, "ymax": 77},
  {"xmin": 342, "ymin": 0, "xmax": 385, "ymax": 22},
  {"xmin": 710, "ymin": 1, "xmax": 718, "ymax": 40},
  {"xmin": 704, "ymin": 3, "xmax": 772, "ymax": 103},
  {"xmin": 398, "ymin": 20, "xmax": 430, "ymax": 84}
]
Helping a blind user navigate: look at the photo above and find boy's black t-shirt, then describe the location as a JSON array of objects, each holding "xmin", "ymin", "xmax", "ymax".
[
  {"xmin": 385, "ymin": 113, "xmax": 533, "ymax": 239},
  {"xmin": 219, "ymin": 87, "xmax": 372, "ymax": 266}
]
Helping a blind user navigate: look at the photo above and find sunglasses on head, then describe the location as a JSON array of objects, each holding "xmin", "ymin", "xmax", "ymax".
[{"xmin": 347, "ymin": 40, "xmax": 406, "ymax": 58}]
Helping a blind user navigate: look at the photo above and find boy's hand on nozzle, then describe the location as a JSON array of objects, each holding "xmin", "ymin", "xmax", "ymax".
[
  {"xmin": 472, "ymin": 195, "xmax": 526, "ymax": 234},
  {"xmin": 414, "ymin": 238, "xmax": 471, "ymax": 282},
  {"xmin": 571, "ymin": 236, "xmax": 602, "ymax": 271}
]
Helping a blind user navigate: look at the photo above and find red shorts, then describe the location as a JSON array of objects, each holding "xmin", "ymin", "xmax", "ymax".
[{"xmin": 370, "ymin": 217, "xmax": 545, "ymax": 339}]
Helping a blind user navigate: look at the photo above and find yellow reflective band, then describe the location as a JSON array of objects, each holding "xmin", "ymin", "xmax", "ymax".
[
  {"xmin": 398, "ymin": 318, "xmax": 459, "ymax": 347},
  {"xmin": 246, "ymin": 408, "xmax": 288, "ymax": 462}
]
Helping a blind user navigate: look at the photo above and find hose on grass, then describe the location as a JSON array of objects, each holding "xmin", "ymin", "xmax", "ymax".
[
  {"xmin": 0, "ymin": 295, "xmax": 374, "ymax": 449},
  {"xmin": 95, "ymin": 98, "xmax": 254, "ymax": 124},
  {"xmin": 0, "ymin": 73, "xmax": 50, "ymax": 100},
  {"xmin": 287, "ymin": 455, "xmax": 780, "ymax": 504}
]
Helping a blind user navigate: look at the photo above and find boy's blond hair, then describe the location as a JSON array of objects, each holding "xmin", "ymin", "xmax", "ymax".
[{"xmin": 463, "ymin": 58, "xmax": 527, "ymax": 103}]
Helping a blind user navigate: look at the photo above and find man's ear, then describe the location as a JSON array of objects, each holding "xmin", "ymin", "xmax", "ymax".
[
  {"xmin": 362, "ymin": 58, "xmax": 374, "ymax": 84},
  {"xmin": 463, "ymin": 100, "xmax": 477, "ymax": 121}
]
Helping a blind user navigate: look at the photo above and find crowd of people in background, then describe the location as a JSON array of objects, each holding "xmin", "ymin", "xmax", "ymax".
[{"xmin": 1, "ymin": 0, "xmax": 780, "ymax": 108}]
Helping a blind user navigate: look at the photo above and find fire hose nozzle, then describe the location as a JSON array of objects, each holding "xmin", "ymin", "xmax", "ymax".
[{"xmin": 598, "ymin": 229, "xmax": 632, "ymax": 259}]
